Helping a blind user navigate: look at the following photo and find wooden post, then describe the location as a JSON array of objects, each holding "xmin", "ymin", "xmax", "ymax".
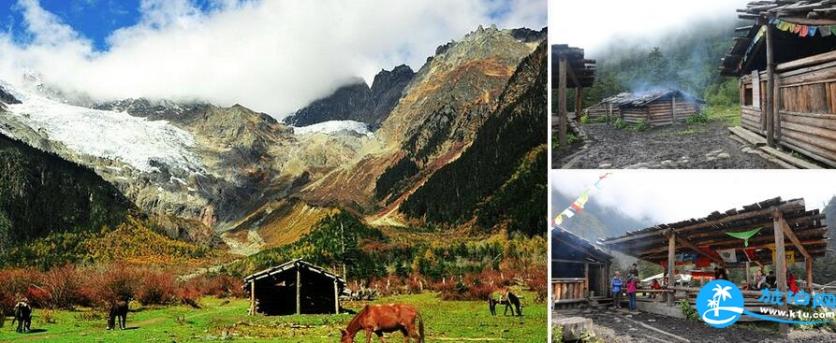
[
  {"xmin": 806, "ymin": 258, "xmax": 813, "ymax": 294},
  {"xmin": 667, "ymin": 231, "xmax": 675, "ymax": 306},
  {"xmin": 772, "ymin": 209, "xmax": 788, "ymax": 335},
  {"xmin": 765, "ymin": 22, "xmax": 776, "ymax": 147},
  {"xmin": 584, "ymin": 263, "xmax": 589, "ymax": 298},
  {"xmin": 558, "ymin": 56, "xmax": 568, "ymax": 149},
  {"xmin": 575, "ymin": 87, "xmax": 584, "ymax": 121},
  {"xmin": 774, "ymin": 75, "xmax": 782, "ymax": 143},
  {"xmin": 296, "ymin": 268, "xmax": 302, "ymax": 315},
  {"xmin": 745, "ymin": 262, "xmax": 751, "ymax": 287},
  {"xmin": 249, "ymin": 281, "xmax": 256, "ymax": 316},
  {"xmin": 333, "ymin": 279, "xmax": 340, "ymax": 314}
]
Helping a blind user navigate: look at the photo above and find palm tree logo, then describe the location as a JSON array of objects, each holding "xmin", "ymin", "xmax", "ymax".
[
  {"xmin": 697, "ymin": 280, "xmax": 744, "ymax": 328},
  {"xmin": 708, "ymin": 283, "xmax": 732, "ymax": 317}
]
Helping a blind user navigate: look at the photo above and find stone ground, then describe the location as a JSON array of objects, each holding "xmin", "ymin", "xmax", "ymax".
[
  {"xmin": 554, "ymin": 308, "xmax": 836, "ymax": 343},
  {"xmin": 554, "ymin": 121, "xmax": 782, "ymax": 169}
]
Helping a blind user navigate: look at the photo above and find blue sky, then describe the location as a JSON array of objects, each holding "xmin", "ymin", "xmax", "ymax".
[{"xmin": 1, "ymin": 0, "xmax": 140, "ymax": 50}]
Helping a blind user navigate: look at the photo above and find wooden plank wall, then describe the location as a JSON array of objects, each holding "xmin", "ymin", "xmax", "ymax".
[
  {"xmin": 621, "ymin": 107, "xmax": 648, "ymax": 124},
  {"xmin": 738, "ymin": 55, "xmax": 836, "ymax": 167},
  {"xmin": 586, "ymin": 103, "xmax": 613, "ymax": 121},
  {"xmin": 553, "ymin": 278, "xmax": 587, "ymax": 302}
]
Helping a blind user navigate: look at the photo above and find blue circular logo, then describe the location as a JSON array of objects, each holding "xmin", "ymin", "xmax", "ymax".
[{"xmin": 696, "ymin": 280, "xmax": 744, "ymax": 328}]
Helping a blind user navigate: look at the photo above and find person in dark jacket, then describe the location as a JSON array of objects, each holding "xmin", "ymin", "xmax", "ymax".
[{"xmin": 611, "ymin": 271, "xmax": 624, "ymax": 309}]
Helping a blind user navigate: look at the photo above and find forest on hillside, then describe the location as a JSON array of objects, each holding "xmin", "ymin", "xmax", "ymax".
[{"xmin": 557, "ymin": 18, "xmax": 743, "ymax": 112}]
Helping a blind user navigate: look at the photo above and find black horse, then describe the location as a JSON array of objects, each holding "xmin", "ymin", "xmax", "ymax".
[
  {"xmin": 12, "ymin": 300, "xmax": 32, "ymax": 333},
  {"xmin": 488, "ymin": 291, "xmax": 522, "ymax": 316},
  {"xmin": 107, "ymin": 300, "xmax": 129, "ymax": 330}
]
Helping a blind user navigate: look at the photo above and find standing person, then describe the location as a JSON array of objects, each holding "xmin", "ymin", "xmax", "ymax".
[
  {"xmin": 626, "ymin": 277, "xmax": 638, "ymax": 311},
  {"xmin": 788, "ymin": 272, "xmax": 799, "ymax": 294},
  {"xmin": 611, "ymin": 271, "xmax": 624, "ymax": 309}
]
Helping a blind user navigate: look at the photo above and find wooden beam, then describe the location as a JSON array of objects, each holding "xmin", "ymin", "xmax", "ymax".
[
  {"xmin": 674, "ymin": 235, "xmax": 725, "ymax": 267},
  {"xmin": 806, "ymin": 258, "xmax": 813, "ymax": 294},
  {"xmin": 779, "ymin": 217, "xmax": 812, "ymax": 260},
  {"xmin": 333, "ymin": 279, "xmax": 340, "ymax": 314},
  {"xmin": 558, "ymin": 56, "xmax": 568, "ymax": 150},
  {"xmin": 575, "ymin": 87, "xmax": 584, "ymax": 120},
  {"xmin": 249, "ymin": 281, "xmax": 256, "ymax": 316},
  {"xmin": 296, "ymin": 267, "xmax": 301, "ymax": 315},
  {"xmin": 772, "ymin": 209, "xmax": 788, "ymax": 336},
  {"xmin": 667, "ymin": 231, "xmax": 675, "ymax": 306},
  {"xmin": 765, "ymin": 23, "xmax": 776, "ymax": 147}
]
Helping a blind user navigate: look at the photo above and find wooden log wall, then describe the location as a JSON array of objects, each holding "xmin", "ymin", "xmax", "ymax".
[
  {"xmin": 621, "ymin": 107, "xmax": 648, "ymax": 124},
  {"xmin": 553, "ymin": 278, "xmax": 587, "ymax": 303},
  {"xmin": 585, "ymin": 104, "xmax": 611, "ymax": 120}
]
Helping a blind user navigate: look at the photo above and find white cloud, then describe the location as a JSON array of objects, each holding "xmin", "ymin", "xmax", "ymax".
[
  {"xmin": 0, "ymin": 0, "xmax": 546, "ymax": 117},
  {"xmin": 549, "ymin": 0, "xmax": 747, "ymax": 56},
  {"xmin": 551, "ymin": 170, "xmax": 836, "ymax": 225}
]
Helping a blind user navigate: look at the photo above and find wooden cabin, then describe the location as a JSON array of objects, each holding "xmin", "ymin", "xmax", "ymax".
[
  {"xmin": 553, "ymin": 44, "xmax": 596, "ymax": 149},
  {"xmin": 552, "ymin": 226, "xmax": 612, "ymax": 305},
  {"xmin": 721, "ymin": 1, "xmax": 836, "ymax": 167},
  {"xmin": 244, "ymin": 259, "xmax": 346, "ymax": 315},
  {"xmin": 585, "ymin": 90, "xmax": 704, "ymax": 127}
]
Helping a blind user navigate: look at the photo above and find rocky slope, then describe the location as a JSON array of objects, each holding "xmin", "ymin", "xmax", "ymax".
[
  {"xmin": 283, "ymin": 65, "xmax": 415, "ymax": 128},
  {"xmin": 0, "ymin": 25, "xmax": 547, "ymax": 254}
]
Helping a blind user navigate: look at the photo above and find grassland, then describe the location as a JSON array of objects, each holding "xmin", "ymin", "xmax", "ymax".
[{"xmin": 0, "ymin": 291, "xmax": 546, "ymax": 342}]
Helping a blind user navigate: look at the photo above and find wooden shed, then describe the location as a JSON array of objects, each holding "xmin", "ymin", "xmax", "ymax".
[
  {"xmin": 585, "ymin": 90, "xmax": 704, "ymax": 127},
  {"xmin": 721, "ymin": 1, "xmax": 836, "ymax": 167},
  {"xmin": 244, "ymin": 259, "xmax": 347, "ymax": 316},
  {"xmin": 552, "ymin": 226, "xmax": 612, "ymax": 305}
]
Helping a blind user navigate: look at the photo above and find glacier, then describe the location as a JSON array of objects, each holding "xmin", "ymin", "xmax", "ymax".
[
  {"xmin": 0, "ymin": 83, "xmax": 204, "ymax": 174},
  {"xmin": 292, "ymin": 120, "xmax": 372, "ymax": 136}
]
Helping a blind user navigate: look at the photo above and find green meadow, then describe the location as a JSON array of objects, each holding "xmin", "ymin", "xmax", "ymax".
[{"xmin": 0, "ymin": 291, "xmax": 545, "ymax": 342}]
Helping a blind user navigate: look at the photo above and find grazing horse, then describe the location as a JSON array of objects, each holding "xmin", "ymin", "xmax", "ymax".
[
  {"xmin": 488, "ymin": 290, "xmax": 522, "ymax": 316},
  {"xmin": 12, "ymin": 299, "xmax": 32, "ymax": 333},
  {"xmin": 340, "ymin": 304, "xmax": 424, "ymax": 343},
  {"xmin": 107, "ymin": 299, "xmax": 129, "ymax": 330}
]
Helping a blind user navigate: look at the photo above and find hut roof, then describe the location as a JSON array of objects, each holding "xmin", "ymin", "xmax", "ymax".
[
  {"xmin": 552, "ymin": 226, "xmax": 613, "ymax": 263},
  {"xmin": 552, "ymin": 44, "xmax": 596, "ymax": 88},
  {"xmin": 244, "ymin": 259, "xmax": 345, "ymax": 285},
  {"xmin": 595, "ymin": 89, "xmax": 704, "ymax": 108},
  {"xmin": 720, "ymin": 0, "xmax": 836, "ymax": 76},
  {"xmin": 598, "ymin": 197, "xmax": 828, "ymax": 264}
]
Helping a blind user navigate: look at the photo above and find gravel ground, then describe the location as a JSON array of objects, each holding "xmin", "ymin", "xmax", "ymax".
[
  {"xmin": 554, "ymin": 308, "xmax": 836, "ymax": 343},
  {"xmin": 554, "ymin": 121, "xmax": 782, "ymax": 169}
]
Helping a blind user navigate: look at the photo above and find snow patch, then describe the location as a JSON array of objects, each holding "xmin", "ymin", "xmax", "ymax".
[
  {"xmin": 2, "ymin": 83, "xmax": 204, "ymax": 173},
  {"xmin": 292, "ymin": 120, "xmax": 372, "ymax": 136}
]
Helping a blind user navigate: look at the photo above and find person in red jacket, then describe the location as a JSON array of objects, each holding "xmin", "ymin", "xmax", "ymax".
[{"xmin": 788, "ymin": 272, "xmax": 799, "ymax": 294}]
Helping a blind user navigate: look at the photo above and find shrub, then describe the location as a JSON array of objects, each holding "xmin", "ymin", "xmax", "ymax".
[
  {"xmin": 524, "ymin": 265, "xmax": 548, "ymax": 303},
  {"xmin": 679, "ymin": 299, "xmax": 697, "ymax": 320},
  {"xmin": 41, "ymin": 265, "xmax": 83, "ymax": 309},
  {"xmin": 138, "ymin": 271, "xmax": 177, "ymax": 305},
  {"xmin": 633, "ymin": 119, "xmax": 650, "ymax": 132},
  {"xmin": 686, "ymin": 112, "xmax": 709, "ymax": 124},
  {"xmin": 0, "ymin": 269, "xmax": 38, "ymax": 313},
  {"xmin": 613, "ymin": 118, "xmax": 627, "ymax": 129},
  {"xmin": 579, "ymin": 114, "xmax": 590, "ymax": 124},
  {"xmin": 39, "ymin": 309, "xmax": 56, "ymax": 324}
]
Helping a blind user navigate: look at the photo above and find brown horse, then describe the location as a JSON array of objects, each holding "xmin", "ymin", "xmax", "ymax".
[{"xmin": 340, "ymin": 304, "xmax": 424, "ymax": 343}]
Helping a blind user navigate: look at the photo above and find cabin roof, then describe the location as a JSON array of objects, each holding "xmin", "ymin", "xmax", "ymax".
[
  {"xmin": 552, "ymin": 226, "xmax": 613, "ymax": 263},
  {"xmin": 243, "ymin": 259, "xmax": 345, "ymax": 285},
  {"xmin": 552, "ymin": 44, "xmax": 597, "ymax": 88},
  {"xmin": 720, "ymin": 0, "xmax": 836, "ymax": 76},
  {"xmin": 598, "ymin": 197, "xmax": 828, "ymax": 264},
  {"xmin": 595, "ymin": 89, "xmax": 704, "ymax": 108}
]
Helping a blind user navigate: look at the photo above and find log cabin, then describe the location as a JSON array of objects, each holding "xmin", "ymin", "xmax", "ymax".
[
  {"xmin": 244, "ymin": 259, "xmax": 347, "ymax": 315},
  {"xmin": 584, "ymin": 90, "xmax": 704, "ymax": 127},
  {"xmin": 552, "ymin": 226, "xmax": 612, "ymax": 305},
  {"xmin": 721, "ymin": 0, "xmax": 836, "ymax": 167}
]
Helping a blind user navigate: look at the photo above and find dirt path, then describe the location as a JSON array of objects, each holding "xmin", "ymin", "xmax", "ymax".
[
  {"xmin": 555, "ymin": 121, "xmax": 782, "ymax": 169},
  {"xmin": 555, "ymin": 308, "xmax": 836, "ymax": 343}
]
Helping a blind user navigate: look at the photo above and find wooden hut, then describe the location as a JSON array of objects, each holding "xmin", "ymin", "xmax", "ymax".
[
  {"xmin": 552, "ymin": 226, "xmax": 613, "ymax": 305},
  {"xmin": 721, "ymin": 1, "xmax": 836, "ymax": 167},
  {"xmin": 599, "ymin": 197, "xmax": 827, "ymax": 332},
  {"xmin": 553, "ymin": 44, "xmax": 596, "ymax": 149},
  {"xmin": 585, "ymin": 90, "xmax": 704, "ymax": 127},
  {"xmin": 244, "ymin": 259, "xmax": 347, "ymax": 315}
]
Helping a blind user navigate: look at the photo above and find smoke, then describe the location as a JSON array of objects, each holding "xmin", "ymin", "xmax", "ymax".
[
  {"xmin": 0, "ymin": 0, "xmax": 546, "ymax": 117},
  {"xmin": 550, "ymin": 0, "xmax": 746, "ymax": 57},
  {"xmin": 551, "ymin": 170, "xmax": 836, "ymax": 226}
]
